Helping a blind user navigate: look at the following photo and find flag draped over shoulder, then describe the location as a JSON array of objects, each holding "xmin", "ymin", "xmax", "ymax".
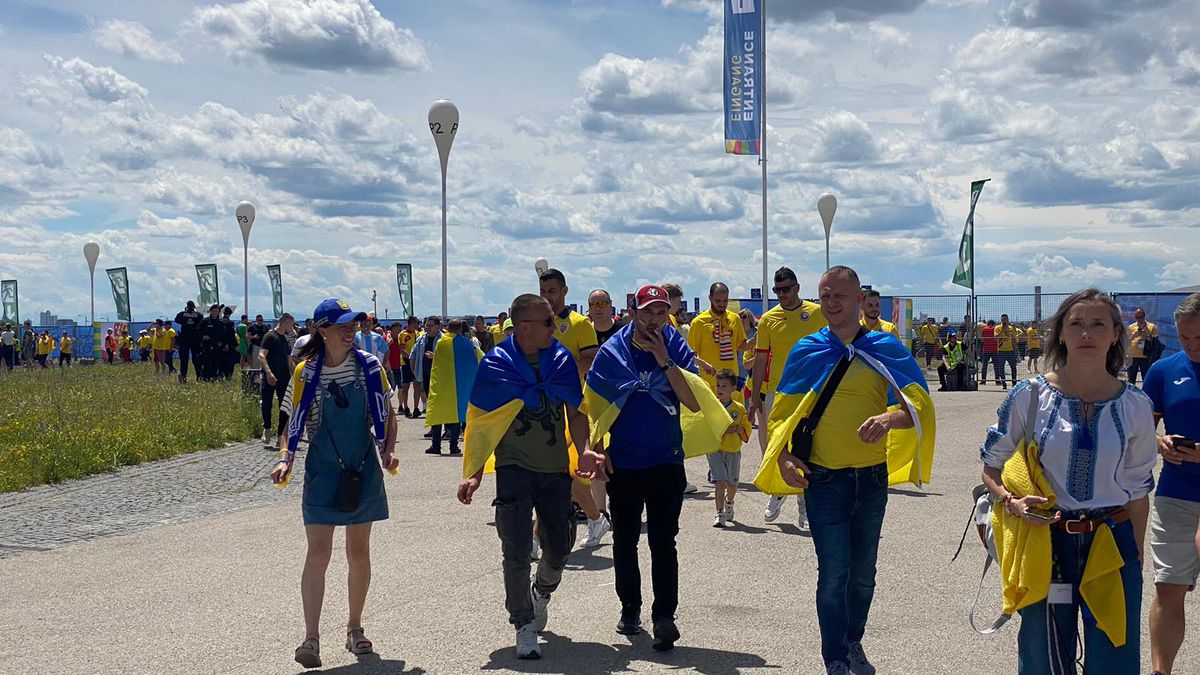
[
  {"xmin": 753, "ymin": 328, "xmax": 937, "ymax": 496},
  {"xmin": 426, "ymin": 334, "xmax": 483, "ymax": 427},
  {"xmin": 583, "ymin": 323, "xmax": 731, "ymax": 458},
  {"xmin": 462, "ymin": 336, "xmax": 582, "ymax": 479}
]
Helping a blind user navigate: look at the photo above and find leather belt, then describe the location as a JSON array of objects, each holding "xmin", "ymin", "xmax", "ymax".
[{"xmin": 1052, "ymin": 506, "xmax": 1129, "ymax": 534}]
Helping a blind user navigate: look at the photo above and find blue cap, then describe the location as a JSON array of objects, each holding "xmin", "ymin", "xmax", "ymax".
[{"xmin": 312, "ymin": 298, "xmax": 367, "ymax": 328}]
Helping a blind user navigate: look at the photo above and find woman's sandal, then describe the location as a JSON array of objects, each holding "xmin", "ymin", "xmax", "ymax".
[
  {"xmin": 346, "ymin": 626, "xmax": 374, "ymax": 655},
  {"xmin": 294, "ymin": 637, "xmax": 321, "ymax": 669}
]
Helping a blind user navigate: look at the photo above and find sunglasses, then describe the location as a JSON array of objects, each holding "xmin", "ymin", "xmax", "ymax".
[
  {"xmin": 772, "ymin": 283, "xmax": 798, "ymax": 295},
  {"xmin": 518, "ymin": 318, "xmax": 555, "ymax": 328},
  {"xmin": 327, "ymin": 381, "xmax": 349, "ymax": 409}
]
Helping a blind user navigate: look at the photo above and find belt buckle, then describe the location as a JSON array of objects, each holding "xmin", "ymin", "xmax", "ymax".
[{"xmin": 1064, "ymin": 518, "xmax": 1091, "ymax": 535}]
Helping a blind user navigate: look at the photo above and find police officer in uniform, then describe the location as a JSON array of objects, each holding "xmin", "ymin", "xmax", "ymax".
[
  {"xmin": 197, "ymin": 304, "xmax": 226, "ymax": 381},
  {"xmin": 174, "ymin": 301, "xmax": 204, "ymax": 382},
  {"xmin": 221, "ymin": 306, "xmax": 238, "ymax": 379}
]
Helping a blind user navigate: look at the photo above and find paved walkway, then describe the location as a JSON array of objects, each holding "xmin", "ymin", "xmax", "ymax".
[{"xmin": 0, "ymin": 390, "xmax": 1196, "ymax": 674}]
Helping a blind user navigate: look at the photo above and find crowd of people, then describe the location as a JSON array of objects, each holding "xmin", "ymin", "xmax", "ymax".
[{"xmin": 254, "ymin": 255, "xmax": 1198, "ymax": 675}]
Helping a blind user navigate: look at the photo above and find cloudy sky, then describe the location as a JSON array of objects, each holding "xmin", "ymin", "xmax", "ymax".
[{"xmin": 1, "ymin": 0, "xmax": 1197, "ymax": 321}]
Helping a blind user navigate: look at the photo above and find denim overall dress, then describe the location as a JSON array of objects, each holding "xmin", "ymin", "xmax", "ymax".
[{"xmin": 301, "ymin": 372, "xmax": 389, "ymax": 526}]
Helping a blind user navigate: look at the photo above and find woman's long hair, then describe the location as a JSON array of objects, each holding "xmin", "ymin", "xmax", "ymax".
[
  {"xmin": 297, "ymin": 326, "xmax": 326, "ymax": 361},
  {"xmin": 1043, "ymin": 288, "xmax": 1127, "ymax": 376}
]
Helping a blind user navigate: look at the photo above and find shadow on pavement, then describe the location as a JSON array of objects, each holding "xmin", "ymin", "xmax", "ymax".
[
  {"xmin": 723, "ymin": 521, "xmax": 771, "ymax": 534},
  {"xmin": 773, "ymin": 524, "xmax": 812, "ymax": 538},
  {"xmin": 887, "ymin": 487, "xmax": 943, "ymax": 498},
  {"xmin": 565, "ymin": 545, "xmax": 614, "ymax": 571},
  {"xmin": 481, "ymin": 631, "xmax": 776, "ymax": 674},
  {"xmin": 308, "ymin": 653, "xmax": 426, "ymax": 674}
]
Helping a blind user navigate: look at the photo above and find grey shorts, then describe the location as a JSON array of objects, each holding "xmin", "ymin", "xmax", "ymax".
[
  {"xmin": 707, "ymin": 451, "xmax": 741, "ymax": 484},
  {"xmin": 1150, "ymin": 495, "xmax": 1200, "ymax": 588}
]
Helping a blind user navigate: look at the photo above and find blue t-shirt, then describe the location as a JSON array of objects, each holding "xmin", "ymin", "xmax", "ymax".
[
  {"xmin": 1144, "ymin": 351, "xmax": 1200, "ymax": 502},
  {"xmin": 606, "ymin": 329, "xmax": 697, "ymax": 470}
]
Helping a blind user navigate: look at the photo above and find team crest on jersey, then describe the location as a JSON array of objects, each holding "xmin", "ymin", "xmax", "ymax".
[
  {"xmin": 558, "ymin": 321, "xmax": 569, "ymax": 335},
  {"xmin": 800, "ymin": 311, "xmax": 810, "ymax": 321}
]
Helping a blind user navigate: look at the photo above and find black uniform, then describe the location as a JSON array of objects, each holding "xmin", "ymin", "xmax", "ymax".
[
  {"xmin": 174, "ymin": 308, "xmax": 204, "ymax": 381},
  {"xmin": 197, "ymin": 316, "xmax": 227, "ymax": 381},
  {"xmin": 220, "ymin": 316, "xmax": 237, "ymax": 379}
]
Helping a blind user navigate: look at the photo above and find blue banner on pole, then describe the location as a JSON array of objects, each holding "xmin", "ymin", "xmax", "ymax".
[{"xmin": 723, "ymin": 0, "xmax": 761, "ymax": 155}]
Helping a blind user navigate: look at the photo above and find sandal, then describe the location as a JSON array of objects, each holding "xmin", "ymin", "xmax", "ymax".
[
  {"xmin": 346, "ymin": 626, "xmax": 374, "ymax": 655},
  {"xmin": 294, "ymin": 637, "xmax": 321, "ymax": 669}
]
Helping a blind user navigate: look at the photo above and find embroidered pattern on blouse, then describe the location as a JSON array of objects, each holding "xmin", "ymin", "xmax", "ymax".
[
  {"xmin": 981, "ymin": 379, "xmax": 1032, "ymax": 459},
  {"xmin": 1065, "ymin": 398, "xmax": 1104, "ymax": 502}
]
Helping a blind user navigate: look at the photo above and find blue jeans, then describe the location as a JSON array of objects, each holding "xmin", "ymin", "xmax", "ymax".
[
  {"xmin": 804, "ymin": 462, "xmax": 889, "ymax": 666},
  {"xmin": 1016, "ymin": 517, "xmax": 1142, "ymax": 674}
]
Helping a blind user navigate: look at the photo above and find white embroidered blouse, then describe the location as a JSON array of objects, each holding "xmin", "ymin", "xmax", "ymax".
[{"xmin": 980, "ymin": 375, "xmax": 1157, "ymax": 511}]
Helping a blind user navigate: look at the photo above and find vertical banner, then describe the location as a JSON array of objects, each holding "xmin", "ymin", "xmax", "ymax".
[
  {"xmin": 723, "ymin": 0, "xmax": 762, "ymax": 155},
  {"xmin": 267, "ymin": 264, "xmax": 283, "ymax": 319},
  {"xmin": 0, "ymin": 279, "xmax": 17, "ymax": 324},
  {"xmin": 105, "ymin": 267, "xmax": 131, "ymax": 321},
  {"xmin": 196, "ymin": 264, "xmax": 220, "ymax": 307},
  {"xmin": 395, "ymin": 263, "xmax": 414, "ymax": 318},
  {"xmin": 952, "ymin": 179, "xmax": 990, "ymax": 289}
]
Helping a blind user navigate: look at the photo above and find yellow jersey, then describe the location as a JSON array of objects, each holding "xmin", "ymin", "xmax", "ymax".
[
  {"xmin": 59, "ymin": 337, "xmax": 73, "ymax": 354},
  {"xmin": 554, "ymin": 308, "xmax": 598, "ymax": 361},
  {"xmin": 395, "ymin": 329, "xmax": 417, "ymax": 363},
  {"xmin": 995, "ymin": 324, "xmax": 1020, "ymax": 352},
  {"xmin": 119, "ymin": 335, "xmax": 132, "ymax": 350},
  {"xmin": 1026, "ymin": 328, "xmax": 1042, "ymax": 349},
  {"xmin": 919, "ymin": 324, "xmax": 939, "ymax": 345},
  {"xmin": 138, "ymin": 335, "xmax": 153, "ymax": 349},
  {"xmin": 812, "ymin": 359, "xmax": 889, "ymax": 469},
  {"xmin": 1128, "ymin": 321, "xmax": 1158, "ymax": 358},
  {"xmin": 861, "ymin": 316, "xmax": 900, "ymax": 339},
  {"xmin": 754, "ymin": 301, "xmax": 827, "ymax": 394},
  {"xmin": 153, "ymin": 328, "xmax": 175, "ymax": 351},
  {"xmin": 720, "ymin": 399, "xmax": 752, "ymax": 453},
  {"xmin": 37, "ymin": 337, "xmax": 54, "ymax": 355},
  {"xmin": 686, "ymin": 308, "xmax": 747, "ymax": 389}
]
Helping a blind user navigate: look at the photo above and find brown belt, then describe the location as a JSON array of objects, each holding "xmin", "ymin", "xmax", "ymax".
[{"xmin": 1052, "ymin": 506, "xmax": 1129, "ymax": 534}]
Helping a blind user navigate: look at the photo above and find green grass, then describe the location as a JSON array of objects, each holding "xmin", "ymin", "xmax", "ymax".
[{"xmin": 0, "ymin": 364, "xmax": 261, "ymax": 493}]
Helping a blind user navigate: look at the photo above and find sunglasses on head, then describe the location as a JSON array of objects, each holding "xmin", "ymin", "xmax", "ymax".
[
  {"xmin": 327, "ymin": 381, "xmax": 349, "ymax": 409},
  {"xmin": 518, "ymin": 317, "xmax": 555, "ymax": 328},
  {"xmin": 772, "ymin": 283, "xmax": 798, "ymax": 295}
]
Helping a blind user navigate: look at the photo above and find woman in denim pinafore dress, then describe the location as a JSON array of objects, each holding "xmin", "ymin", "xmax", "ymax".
[{"xmin": 271, "ymin": 298, "xmax": 398, "ymax": 670}]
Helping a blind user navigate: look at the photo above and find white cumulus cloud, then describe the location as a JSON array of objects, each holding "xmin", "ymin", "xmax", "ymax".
[{"xmin": 93, "ymin": 20, "xmax": 184, "ymax": 64}]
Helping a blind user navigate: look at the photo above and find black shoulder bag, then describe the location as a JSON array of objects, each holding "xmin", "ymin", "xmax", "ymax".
[{"xmin": 790, "ymin": 327, "xmax": 866, "ymax": 462}]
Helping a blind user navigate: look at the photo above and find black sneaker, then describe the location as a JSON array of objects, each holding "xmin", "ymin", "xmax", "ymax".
[
  {"xmin": 424, "ymin": 446, "xmax": 441, "ymax": 455},
  {"xmin": 616, "ymin": 614, "xmax": 642, "ymax": 636},
  {"xmin": 651, "ymin": 618, "xmax": 679, "ymax": 651},
  {"xmin": 423, "ymin": 429, "xmax": 434, "ymax": 438},
  {"xmin": 448, "ymin": 447, "xmax": 461, "ymax": 456}
]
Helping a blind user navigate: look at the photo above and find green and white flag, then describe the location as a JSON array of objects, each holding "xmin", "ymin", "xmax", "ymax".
[
  {"xmin": 396, "ymin": 263, "xmax": 413, "ymax": 318},
  {"xmin": 106, "ymin": 267, "xmax": 131, "ymax": 321},
  {"xmin": 1, "ymin": 279, "xmax": 18, "ymax": 324},
  {"xmin": 952, "ymin": 179, "xmax": 990, "ymax": 290},
  {"xmin": 196, "ymin": 263, "xmax": 220, "ymax": 307},
  {"xmin": 267, "ymin": 264, "xmax": 283, "ymax": 319}
]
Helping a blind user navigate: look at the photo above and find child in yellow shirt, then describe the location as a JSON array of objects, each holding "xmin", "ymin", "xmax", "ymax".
[{"xmin": 710, "ymin": 369, "xmax": 752, "ymax": 527}]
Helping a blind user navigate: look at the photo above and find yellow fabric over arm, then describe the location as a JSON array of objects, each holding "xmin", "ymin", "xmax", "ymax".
[{"xmin": 462, "ymin": 400, "xmax": 524, "ymax": 478}]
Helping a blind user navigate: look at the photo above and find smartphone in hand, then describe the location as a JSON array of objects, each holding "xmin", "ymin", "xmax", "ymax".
[{"xmin": 1173, "ymin": 437, "xmax": 1197, "ymax": 450}]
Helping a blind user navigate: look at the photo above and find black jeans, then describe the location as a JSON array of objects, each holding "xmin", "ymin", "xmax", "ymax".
[
  {"xmin": 261, "ymin": 375, "xmax": 289, "ymax": 435},
  {"xmin": 494, "ymin": 466, "xmax": 575, "ymax": 627},
  {"xmin": 993, "ymin": 351, "xmax": 1017, "ymax": 384},
  {"xmin": 1, "ymin": 344, "xmax": 14, "ymax": 370},
  {"xmin": 606, "ymin": 461, "xmax": 686, "ymax": 621},
  {"xmin": 1127, "ymin": 357, "xmax": 1150, "ymax": 385},
  {"xmin": 178, "ymin": 343, "xmax": 199, "ymax": 381},
  {"xmin": 937, "ymin": 363, "xmax": 966, "ymax": 390},
  {"xmin": 431, "ymin": 423, "xmax": 460, "ymax": 450}
]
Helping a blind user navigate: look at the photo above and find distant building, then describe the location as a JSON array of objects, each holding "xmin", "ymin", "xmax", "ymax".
[{"xmin": 39, "ymin": 310, "xmax": 57, "ymax": 325}]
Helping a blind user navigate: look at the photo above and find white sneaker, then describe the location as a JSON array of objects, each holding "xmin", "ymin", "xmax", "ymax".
[
  {"xmin": 764, "ymin": 495, "xmax": 784, "ymax": 522},
  {"xmin": 582, "ymin": 514, "xmax": 611, "ymax": 548},
  {"xmin": 530, "ymin": 537, "xmax": 540, "ymax": 561},
  {"xmin": 530, "ymin": 580, "xmax": 551, "ymax": 632},
  {"xmin": 260, "ymin": 430, "xmax": 273, "ymax": 447},
  {"xmin": 516, "ymin": 623, "xmax": 541, "ymax": 659},
  {"xmin": 724, "ymin": 503, "xmax": 735, "ymax": 522},
  {"xmin": 797, "ymin": 499, "xmax": 810, "ymax": 530},
  {"xmin": 712, "ymin": 512, "xmax": 726, "ymax": 528},
  {"xmin": 683, "ymin": 482, "xmax": 699, "ymax": 494}
]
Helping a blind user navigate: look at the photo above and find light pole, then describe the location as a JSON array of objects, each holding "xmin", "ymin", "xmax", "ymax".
[
  {"xmin": 817, "ymin": 193, "xmax": 837, "ymax": 270},
  {"xmin": 83, "ymin": 242, "xmax": 100, "ymax": 325},
  {"xmin": 428, "ymin": 100, "xmax": 459, "ymax": 318},
  {"xmin": 372, "ymin": 290, "xmax": 378, "ymax": 318},
  {"xmin": 236, "ymin": 201, "xmax": 256, "ymax": 316}
]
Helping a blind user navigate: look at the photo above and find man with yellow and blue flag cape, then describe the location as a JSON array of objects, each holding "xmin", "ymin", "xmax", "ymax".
[
  {"xmin": 457, "ymin": 295, "xmax": 599, "ymax": 660},
  {"xmin": 753, "ymin": 266, "xmax": 936, "ymax": 674},
  {"xmin": 582, "ymin": 285, "xmax": 732, "ymax": 652},
  {"xmin": 424, "ymin": 319, "xmax": 483, "ymax": 455}
]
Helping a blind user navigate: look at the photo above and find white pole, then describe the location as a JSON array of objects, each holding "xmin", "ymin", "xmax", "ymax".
[
  {"xmin": 428, "ymin": 100, "xmax": 459, "ymax": 319},
  {"xmin": 236, "ymin": 202, "xmax": 256, "ymax": 317},
  {"xmin": 83, "ymin": 243, "xmax": 100, "ymax": 325},
  {"xmin": 441, "ymin": 171, "xmax": 447, "ymax": 317},
  {"xmin": 759, "ymin": 0, "xmax": 768, "ymax": 315}
]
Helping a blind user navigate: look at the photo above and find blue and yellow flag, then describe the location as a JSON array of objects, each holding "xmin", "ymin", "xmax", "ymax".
[
  {"xmin": 753, "ymin": 328, "xmax": 937, "ymax": 495},
  {"xmin": 426, "ymin": 334, "xmax": 483, "ymax": 428},
  {"xmin": 462, "ymin": 336, "xmax": 582, "ymax": 479},
  {"xmin": 583, "ymin": 323, "xmax": 731, "ymax": 458}
]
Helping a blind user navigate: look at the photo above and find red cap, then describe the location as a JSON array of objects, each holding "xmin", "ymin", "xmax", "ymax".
[{"xmin": 632, "ymin": 285, "xmax": 671, "ymax": 310}]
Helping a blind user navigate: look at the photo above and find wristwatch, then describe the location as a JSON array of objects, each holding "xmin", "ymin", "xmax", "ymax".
[{"xmin": 660, "ymin": 358, "xmax": 675, "ymax": 372}]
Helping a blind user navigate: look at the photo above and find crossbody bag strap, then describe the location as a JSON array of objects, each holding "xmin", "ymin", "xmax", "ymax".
[{"xmin": 804, "ymin": 327, "xmax": 868, "ymax": 431}]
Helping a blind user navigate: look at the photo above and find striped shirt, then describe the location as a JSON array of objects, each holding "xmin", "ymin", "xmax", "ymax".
[
  {"xmin": 355, "ymin": 330, "xmax": 389, "ymax": 364},
  {"xmin": 281, "ymin": 353, "xmax": 394, "ymax": 439}
]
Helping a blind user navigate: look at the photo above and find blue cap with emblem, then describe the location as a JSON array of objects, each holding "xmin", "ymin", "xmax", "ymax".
[{"xmin": 312, "ymin": 298, "xmax": 368, "ymax": 328}]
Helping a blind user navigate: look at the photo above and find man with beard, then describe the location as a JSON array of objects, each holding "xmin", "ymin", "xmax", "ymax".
[{"xmin": 859, "ymin": 290, "xmax": 899, "ymax": 339}]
